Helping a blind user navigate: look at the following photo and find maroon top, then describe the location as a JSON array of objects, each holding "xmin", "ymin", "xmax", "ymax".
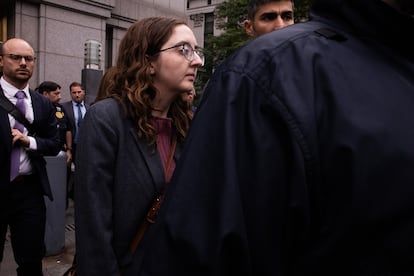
[{"xmin": 152, "ymin": 117, "xmax": 175, "ymax": 183}]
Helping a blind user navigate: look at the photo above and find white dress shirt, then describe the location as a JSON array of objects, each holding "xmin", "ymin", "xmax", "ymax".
[{"xmin": 1, "ymin": 77, "xmax": 37, "ymax": 175}]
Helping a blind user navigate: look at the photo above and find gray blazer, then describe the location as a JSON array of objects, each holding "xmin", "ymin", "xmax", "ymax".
[{"xmin": 74, "ymin": 98, "xmax": 182, "ymax": 275}]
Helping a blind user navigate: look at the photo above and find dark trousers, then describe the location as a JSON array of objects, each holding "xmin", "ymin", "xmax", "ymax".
[
  {"xmin": 67, "ymin": 143, "xmax": 77, "ymax": 200},
  {"xmin": 0, "ymin": 175, "xmax": 46, "ymax": 276}
]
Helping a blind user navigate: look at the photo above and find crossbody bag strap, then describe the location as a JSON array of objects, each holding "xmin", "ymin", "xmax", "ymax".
[
  {"xmin": 129, "ymin": 136, "xmax": 178, "ymax": 254},
  {"xmin": 0, "ymin": 91, "xmax": 32, "ymax": 131}
]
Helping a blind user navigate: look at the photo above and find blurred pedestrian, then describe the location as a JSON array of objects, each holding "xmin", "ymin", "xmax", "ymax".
[
  {"xmin": 182, "ymin": 87, "xmax": 197, "ymax": 113},
  {"xmin": 37, "ymin": 81, "xmax": 73, "ymax": 164},
  {"xmin": 94, "ymin": 66, "xmax": 116, "ymax": 103},
  {"xmin": 61, "ymin": 82, "xmax": 88, "ymax": 199},
  {"xmin": 37, "ymin": 81, "xmax": 73, "ymax": 209}
]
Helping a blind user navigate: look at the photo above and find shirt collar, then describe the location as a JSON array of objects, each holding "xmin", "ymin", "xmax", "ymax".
[
  {"xmin": 0, "ymin": 77, "xmax": 30, "ymax": 98},
  {"xmin": 72, "ymin": 100, "xmax": 84, "ymax": 107}
]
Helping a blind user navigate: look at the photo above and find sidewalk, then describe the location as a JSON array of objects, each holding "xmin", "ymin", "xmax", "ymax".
[{"xmin": 0, "ymin": 199, "xmax": 76, "ymax": 276}]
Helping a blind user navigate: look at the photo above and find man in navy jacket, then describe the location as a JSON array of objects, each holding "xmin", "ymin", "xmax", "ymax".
[{"xmin": 138, "ymin": 0, "xmax": 414, "ymax": 275}]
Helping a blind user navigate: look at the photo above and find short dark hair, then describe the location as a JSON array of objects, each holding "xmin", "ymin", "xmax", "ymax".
[
  {"xmin": 36, "ymin": 81, "xmax": 61, "ymax": 94},
  {"xmin": 69, "ymin": 81, "xmax": 84, "ymax": 91},
  {"xmin": 247, "ymin": 0, "xmax": 294, "ymax": 19}
]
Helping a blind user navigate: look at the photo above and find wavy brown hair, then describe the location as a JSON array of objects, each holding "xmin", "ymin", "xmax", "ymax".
[{"xmin": 98, "ymin": 17, "xmax": 193, "ymax": 146}]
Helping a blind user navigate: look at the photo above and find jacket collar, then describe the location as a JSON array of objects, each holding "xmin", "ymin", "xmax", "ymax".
[{"xmin": 311, "ymin": 0, "xmax": 414, "ymax": 61}]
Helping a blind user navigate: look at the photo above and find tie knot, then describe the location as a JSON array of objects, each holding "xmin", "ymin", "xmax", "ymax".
[{"xmin": 15, "ymin": 91, "xmax": 25, "ymax": 99}]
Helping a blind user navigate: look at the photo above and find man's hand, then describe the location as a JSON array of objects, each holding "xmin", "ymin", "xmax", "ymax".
[
  {"xmin": 11, "ymin": 128, "xmax": 30, "ymax": 147},
  {"xmin": 66, "ymin": 150, "xmax": 73, "ymax": 165}
]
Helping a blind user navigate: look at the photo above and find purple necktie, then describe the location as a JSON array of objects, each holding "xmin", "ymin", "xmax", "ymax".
[{"xmin": 10, "ymin": 91, "xmax": 26, "ymax": 181}]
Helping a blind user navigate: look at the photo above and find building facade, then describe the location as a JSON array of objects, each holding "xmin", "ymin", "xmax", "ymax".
[
  {"xmin": 186, "ymin": 0, "xmax": 224, "ymax": 48},
  {"xmin": 0, "ymin": 0, "xmax": 186, "ymax": 102},
  {"xmin": 0, "ymin": 0, "xmax": 223, "ymax": 102}
]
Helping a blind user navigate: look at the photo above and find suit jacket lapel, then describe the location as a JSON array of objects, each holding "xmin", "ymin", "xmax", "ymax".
[
  {"xmin": 129, "ymin": 127, "xmax": 165, "ymax": 193},
  {"xmin": 64, "ymin": 102, "xmax": 75, "ymax": 125},
  {"xmin": 0, "ymin": 87, "xmax": 12, "ymax": 154},
  {"xmin": 29, "ymin": 89, "xmax": 39, "ymax": 124}
]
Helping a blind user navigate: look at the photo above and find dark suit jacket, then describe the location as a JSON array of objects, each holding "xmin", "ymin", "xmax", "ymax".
[
  {"xmin": 61, "ymin": 100, "xmax": 89, "ymax": 145},
  {"xmin": 0, "ymin": 86, "xmax": 61, "ymax": 200},
  {"xmin": 74, "ymin": 98, "xmax": 183, "ymax": 275}
]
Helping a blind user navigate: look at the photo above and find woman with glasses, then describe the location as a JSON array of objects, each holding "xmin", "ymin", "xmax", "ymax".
[{"xmin": 73, "ymin": 16, "xmax": 203, "ymax": 275}]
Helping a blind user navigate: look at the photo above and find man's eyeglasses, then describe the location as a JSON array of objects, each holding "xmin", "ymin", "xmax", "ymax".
[
  {"xmin": 2, "ymin": 54, "xmax": 36, "ymax": 63},
  {"xmin": 157, "ymin": 43, "xmax": 204, "ymax": 66}
]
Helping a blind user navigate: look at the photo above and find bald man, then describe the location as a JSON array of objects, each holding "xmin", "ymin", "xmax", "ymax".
[{"xmin": 0, "ymin": 38, "xmax": 60, "ymax": 275}]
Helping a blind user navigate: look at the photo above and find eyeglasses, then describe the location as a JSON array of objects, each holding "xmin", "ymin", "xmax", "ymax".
[
  {"xmin": 157, "ymin": 43, "xmax": 204, "ymax": 66},
  {"xmin": 2, "ymin": 54, "xmax": 36, "ymax": 63}
]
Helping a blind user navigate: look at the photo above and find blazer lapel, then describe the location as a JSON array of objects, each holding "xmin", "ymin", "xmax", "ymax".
[
  {"xmin": 64, "ymin": 102, "xmax": 75, "ymax": 125},
  {"xmin": 129, "ymin": 127, "xmax": 165, "ymax": 192},
  {"xmin": 0, "ymin": 90, "xmax": 12, "ymax": 154},
  {"xmin": 29, "ymin": 90, "xmax": 39, "ymax": 123}
]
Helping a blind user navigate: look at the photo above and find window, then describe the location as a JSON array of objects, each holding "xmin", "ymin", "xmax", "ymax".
[
  {"xmin": 204, "ymin": 12, "xmax": 214, "ymax": 36},
  {"xmin": 105, "ymin": 25, "xmax": 113, "ymax": 69}
]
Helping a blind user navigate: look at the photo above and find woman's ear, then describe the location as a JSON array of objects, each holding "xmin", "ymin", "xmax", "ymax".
[
  {"xmin": 146, "ymin": 55, "xmax": 156, "ymax": 75},
  {"xmin": 149, "ymin": 64, "xmax": 155, "ymax": 75}
]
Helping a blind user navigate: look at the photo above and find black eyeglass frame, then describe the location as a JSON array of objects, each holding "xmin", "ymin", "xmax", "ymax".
[
  {"xmin": 157, "ymin": 43, "xmax": 204, "ymax": 66},
  {"xmin": 1, "ymin": 53, "xmax": 37, "ymax": 62}
]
